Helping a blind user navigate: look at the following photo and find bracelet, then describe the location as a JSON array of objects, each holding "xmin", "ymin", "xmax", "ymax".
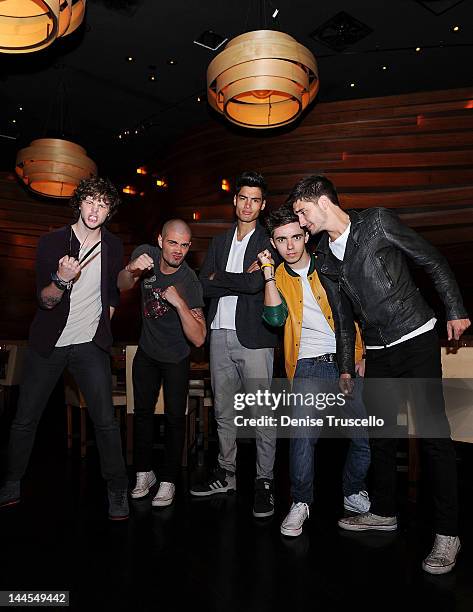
[
  {"xmin": 264, "ymin": 277, "xmax": 276, "ymax": 284},
  {"xmin": 260, "ymin": 263, "xmax": 274, "ymax": 269},
  {"xmin": 51, "ymin": 271, "xmax": 73, "ymax": 291}
]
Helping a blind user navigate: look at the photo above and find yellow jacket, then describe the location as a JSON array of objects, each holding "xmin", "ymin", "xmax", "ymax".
[{"xmin": 263, "ymin": 254, "xmax": 363, "ymax": 380}]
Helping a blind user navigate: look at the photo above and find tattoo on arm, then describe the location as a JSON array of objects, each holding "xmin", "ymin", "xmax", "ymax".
[
  {"xmin": 190, "ymin": 308, "xmax": 205, "ymax": 321},
  {"xmin": 41, "ymin": 295, "xmax": 62, "ymax": 309}
]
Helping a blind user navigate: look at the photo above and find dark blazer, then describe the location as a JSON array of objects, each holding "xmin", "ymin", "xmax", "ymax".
[
  {"xmin": 28, "ymin": 225, "xmax": 123, "ymax": 357},
  {"xmin": 199, "ymin": 222, "xmax": 278, "ymax": 349},
  {"xmin": 316, "ymin": 208, "xmax": 468, "ymax": 346}
]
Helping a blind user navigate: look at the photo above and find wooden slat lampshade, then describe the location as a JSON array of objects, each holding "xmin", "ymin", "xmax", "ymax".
[
  {"xmin": 207, "ymin": 30, "xmax": 319, "ymax": 129},
  {"xmin": 0, "ymin": 0, "xmax": 86, "ymax": 54},
  {"xmin": 15, "ymin": 138, "xmax": 97, "ymax": 198}
]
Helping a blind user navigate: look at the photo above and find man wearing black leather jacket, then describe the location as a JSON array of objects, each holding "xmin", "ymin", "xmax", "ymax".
[{"xmin": 288, "ymin": 174, "xmax": 470, "ymax": 575}]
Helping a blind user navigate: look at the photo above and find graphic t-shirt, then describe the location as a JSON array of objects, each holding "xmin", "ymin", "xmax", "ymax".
[{"xmin": 131, "ymin": 244, "xmax": 204, "ymax": 363}]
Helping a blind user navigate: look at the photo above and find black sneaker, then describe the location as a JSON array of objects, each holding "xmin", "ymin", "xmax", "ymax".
[
  {"xmin": 0, "ymin": 481, "xmax": 20, "ymax": 509},
  {"xmin": 253, "ymin": 478, "xmax": 274, "ymax": 518},
  {"xmin": 190, "ymin": 467, "xmax": 236, "ymax": 497},
  {"xmin": 107, "ymin": 488, "xmax": 129, "ymax": 521}
]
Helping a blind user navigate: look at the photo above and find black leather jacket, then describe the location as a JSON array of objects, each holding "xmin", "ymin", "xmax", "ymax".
[{"xmin": 316, "ymin": 208, "xmax": 468, "ymax": 355}]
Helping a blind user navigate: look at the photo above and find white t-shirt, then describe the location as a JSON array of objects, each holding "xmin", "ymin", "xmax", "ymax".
[
  {"xmin": 211, "ymin": 228, "xmax": 255, "ymax": 330},
  {"xmin": 297, "ymin": 261, "xmax": 336, "ymax": 360},
  {"xmin": 328, "ymin": 221, "xmax": 436, "ymax": 348},
  {"xmin": 56, "ymin": 245, "xmax": 102, "ymax": 347}
]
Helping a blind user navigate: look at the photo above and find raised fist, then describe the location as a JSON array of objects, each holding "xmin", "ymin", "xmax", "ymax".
[
  {"xmin": 57, "ymin": 255, "xmax": 81, "ymax": 282},
  {"xmin": 161, "ymin": 285, "xmax": 183, "ymax": 308},
  {"xmin": 257, "ymin": 249, "xmax": 274, "ymax": 267},
  {"xmin": 126, "ymin": 253, "xmax": 154, "ymax": 276}
]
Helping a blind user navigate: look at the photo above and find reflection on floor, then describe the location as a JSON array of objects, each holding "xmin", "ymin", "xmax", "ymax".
[{"xmin": 1, "ymin": 400, "xmax": 473, "ymax": 612}]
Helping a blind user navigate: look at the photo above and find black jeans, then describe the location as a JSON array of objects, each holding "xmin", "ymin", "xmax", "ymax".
[
  {"xmin": 364, "ymin": 329, "xmax": 458, "ymax": 536},
  {"xmin": 132, "ymin": 347, "xmax": 189, "ymax": 483},
  {"xmin": 6, "ymin": 343, "xmax": 128, "ymax": 490}
]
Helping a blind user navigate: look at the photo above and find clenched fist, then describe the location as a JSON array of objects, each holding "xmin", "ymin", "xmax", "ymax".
[
  {"xmin": 126, "ymin": 253, "xmax": 154, "ymax": 276},
  {"xmin": 257, "ymin": 249, "xmax": 275, "ymax": 267},
  {"xmin": 161, "ymin": 285, "xmax": 183, "ymax": 308},
  {"xmin": 58, "ymin": 256, "xmax": 81, "ymax": 282}
]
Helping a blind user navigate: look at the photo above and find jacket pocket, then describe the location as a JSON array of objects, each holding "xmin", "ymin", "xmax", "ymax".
[{"xmin": 378, "ymin": 256, "xmax": 393, "ymax": 287}]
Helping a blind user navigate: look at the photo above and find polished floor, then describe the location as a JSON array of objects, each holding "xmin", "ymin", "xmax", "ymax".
[{"xmin": 1, "ymin": 397, "xmax": 473, "ymax": 612}]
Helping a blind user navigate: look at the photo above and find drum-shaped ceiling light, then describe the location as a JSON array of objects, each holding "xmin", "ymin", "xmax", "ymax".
[
  {"xmin": 207, "ymin": 29, "xmax": 319, "ymax": 129},
  {"xmin": 0, "ymin": 0, "xmax": 86, "ymax": 54},
  {"xmin": 15, "ymin": 138, "xmax": 97, "ymax": 198}
]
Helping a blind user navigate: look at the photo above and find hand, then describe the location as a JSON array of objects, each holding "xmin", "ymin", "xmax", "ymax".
[
  {"xmin": 257, "ymin": 249, "xmax": 275, "ymax": 267},
  {"xmin": 447, "ymin": 318, "xmax": 471, "ymax": 341},
  {"xmin": 246, "ymin": 259, "xmax": 260, "ymax": 273},
  {"xmin": 355, "ymin": 359, "xmax": 365, "ymax": 377},
  {"xmin": 57, "ymin": 255, "xmax": 81, "ymax": 282},
  {"xmin": 339, "ymin": 373, "xmax": 354, "ymax": 396},
  {"xmin": 162, "ymin": 285, "xmax": 183, "ymax": 308},
  {"xmin": 126, "ymin": 253, "xmax": 154, "ymax": 276}
]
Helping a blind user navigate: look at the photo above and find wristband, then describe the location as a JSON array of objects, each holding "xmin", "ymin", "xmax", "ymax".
[
  {"xmin": 264, "ymin": 277, "xmax": 276, "ymax": 284},
  {"xmin": 260, "ymin": 263, "xmax": 274, "ymax": 269},
  {"xmin": 51, "ymin": 272, "xmax": 73, "ymax": 291}
]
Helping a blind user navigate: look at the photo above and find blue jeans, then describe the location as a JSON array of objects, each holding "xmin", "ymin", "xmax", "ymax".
[{"xmin": 290, "ymin": 358, "xmax": 371, "ymax": 504}]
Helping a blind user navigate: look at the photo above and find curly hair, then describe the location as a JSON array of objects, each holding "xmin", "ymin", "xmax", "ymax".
[
  {"xmin": 69, "ymin": 176, "xmax": 122, "ymax": 220},
  {"xmin": 286, "ymin": 175, "xmax": 340, "ymax": 208},
  {"xmin": 235, "ymin": 171, "xmax": 268, "ymax": 199},
  {"xmin": 265, "ymin": 206, "xmax": 300, "ymax": 237}
]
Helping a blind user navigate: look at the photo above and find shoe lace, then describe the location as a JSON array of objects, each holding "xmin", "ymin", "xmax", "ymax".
[
  {"xmin": 135, "ymin": 473, "xmax": 149, "ymax": 487},
  {"xmin": 430, "ymin": 536, "xmax": 455, "ymax": 560},
  {"xmin": 291, "ymin": 502, "xmax": 309, "ymax": 520},
  {"xmin": 159, "ymin": 482, "xmax": 173, "ymax": 495}
]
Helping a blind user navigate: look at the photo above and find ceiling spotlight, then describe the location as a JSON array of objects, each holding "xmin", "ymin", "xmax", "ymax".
[
  {"xmin": 156, "ymin": 178, "xmax": 168, "ymax": 188},
  {"xmin": 122, "ymin": 185, "xmax": 137, "ymax": 195},
  {"xmin": 11, "ymin": 119, "xmax": 16, "ymax": 123},
  {"xmin": 134, "ymin": 130, "xmax": 138, "ymax": 134},
  {"xmin": 382, "ymin": 65, "xmax": 387, "ymax": 70},
  {"xmin": 197, "ymin": 96, "xmax": 202, "ymax": 102},
  {"xmin": 221, "ymin": 178, "xmax": 231, "ymax": 192},
  {"xmin": 167, "ymin": 59, "xmax": 177, "ymax": 65},
  {"xmin": 415, "ymin": 46, "xmax": 421, "ymax": 52},
  {"xmin": 452, "ymin": 25, "xmax": 459, "ymax": 31},
  {"xmin": 126, "ymin": 56, "xmax": 135, "ymax": 62},
  {"xmin": 118, "ymin": 134, "xmax": 122, "ymax": 139},
  {"xmin": 136, "ymin": 167, "xmax": 147, "ymax": 175},
  {"xmin": 148, "ymin": 74, "xmax": 157, "ymax": 81},
  {"xmin": 18, "ymin": 106, "xmax": 23, "ymax": 111},
  {"xmin": 272, "ymin": 9, "xmax": 279, "ymax": 18},
  {"xmin": 350, "ymin": 82, "xmax": 355, "ymax": 88}
]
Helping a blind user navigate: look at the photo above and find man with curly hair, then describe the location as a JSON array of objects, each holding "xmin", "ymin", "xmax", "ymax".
[{"xmin": 0, "ymin": 176, "xmax": 129, "ymax": 520}]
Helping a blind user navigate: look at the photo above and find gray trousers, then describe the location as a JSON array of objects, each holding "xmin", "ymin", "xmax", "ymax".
[{"xmin": 210, "ymin": 329, "xmax": 276, "ymax": 480}]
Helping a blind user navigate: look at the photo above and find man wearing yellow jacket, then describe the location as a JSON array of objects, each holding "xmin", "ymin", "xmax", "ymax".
[{"xmin": 258, "ymin": 207, "xmax": 370, "ymax": 537}]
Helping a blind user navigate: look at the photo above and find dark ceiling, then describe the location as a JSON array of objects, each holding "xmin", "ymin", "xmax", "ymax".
[{"xmin": 1, "ymin": 0, "xmax": 473, "ymax": 178}]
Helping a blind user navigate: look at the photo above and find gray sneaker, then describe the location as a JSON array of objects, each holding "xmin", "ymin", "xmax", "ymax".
[
  {"xmin": 422, "ymin": 534, "xmax": 461, "ymax": 575},
  {"xmin": 0, "ymin": 481, "xmax": 20, "ymax": 509},
  {"xmin": 107, "ymin": 488, "xmax": 129, "ymax": 521},
  {"xmin": 338, "ymin": 512, "xmax": 397, "ymax": 532},
  {"xmin": 344, "ymin": 490, "xmax": 371, "ymax": 514}
]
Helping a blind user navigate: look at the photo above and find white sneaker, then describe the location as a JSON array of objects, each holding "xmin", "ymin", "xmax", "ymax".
[
  {"xmin": 152, "ymin": 482, "xmax": 176, "ymax": 507},
  {"xmin": 422, "ymin": 534, "xmax": 461, "ymax": 575},
  {"xmin": 280, "ymin": 502, "xmax": 310, "ymax": 537},
  {"xmin": 344, "ymin": 490, "xmax": 371, "ymax": 514},
  {"xmin": 338, "ymin": 512, "xmax": 397, "ymax": 532},
  {"xmin": 130, "ymin": 471, "xmax": 156, "ymax": 499}
]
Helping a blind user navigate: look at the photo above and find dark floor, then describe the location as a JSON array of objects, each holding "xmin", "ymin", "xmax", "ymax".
[{"xmin": 1, "ymin": 394, "xmax": 473, "ymax": 612}]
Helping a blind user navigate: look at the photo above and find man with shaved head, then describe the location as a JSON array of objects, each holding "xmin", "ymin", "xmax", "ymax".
[{"xmin": 118, "ymin": 219, "xmax": 206, "ymax": 507}]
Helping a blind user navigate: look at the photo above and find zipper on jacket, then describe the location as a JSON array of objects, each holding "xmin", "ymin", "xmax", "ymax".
[{"xmin": 378, "ymin": 256, "xmax": 393, "ymax": 287}]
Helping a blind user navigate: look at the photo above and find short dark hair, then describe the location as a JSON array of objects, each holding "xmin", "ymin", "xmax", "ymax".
[
  {"xmin": 266, "ymin": 206, "xmax": 300, "ymax": 237},
  {"xmin": 235, "ymin": 171, "xmax": 267, "ymax": 199},
  {"xmin": 70, "ymin": 176, "xmax": 121, "ymax": 220},
  {"xmin": 286, "ymin": 175, "xmax": 340, "ymax": 207}
]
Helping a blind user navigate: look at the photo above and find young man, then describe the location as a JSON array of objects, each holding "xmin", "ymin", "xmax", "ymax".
[
  {"xmin": 288, "ymin": 174, "xmax": 470, "ymax": 574},
  {"xmin": 258, "ymin": 207, "xmax": 370, "ymax": 537},
  {"xmin": 190, "ymin": 171, "xmax": 279, "ymax": 518},
  {"xmin": 0, "ymin": 177, "xmax": 129, "ymax": 520},
  {"xmin": 118, "ymin": 219, "xmax": 205, "ymax": 507}
]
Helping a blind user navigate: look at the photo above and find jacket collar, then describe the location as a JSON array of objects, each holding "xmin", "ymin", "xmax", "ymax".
[
  {"xmin": 283, "ymin": 252, "xmax": 316, "ymax": 277},
  {"xmin": 315, "ymin": 208, "xmax": 363, "ymax": 256}
]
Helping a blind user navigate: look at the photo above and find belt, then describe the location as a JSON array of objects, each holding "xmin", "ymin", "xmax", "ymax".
[{"xmin": 313, "ymin": 353, "xmax": 337, "ymax": 363}]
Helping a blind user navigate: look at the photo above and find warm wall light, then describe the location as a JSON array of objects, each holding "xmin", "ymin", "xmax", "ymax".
[
  {"xmin": 0, "ymin": 0, "xmax": 86, "ymax": 54},
  {"xmin": 207, "ymin": 30, "xmax": 319, "ymax": 129},
  {"xmin": 15, "ymin": 138, "xmax": 97, "ymax": 198},
  {"xmin": 136, "ymin": 167, "xmax": 147, "ymax": 175},
  {"xmin": 122, "ymin": 185, "xmax": 137, "ymax": 195},
  {"xmin": 221, "ymin": 179, "xmax": 231, "ymax": 192},
  {"xmin": 192, "ymin": 211, "xmax": 201, "ymax": 221},
  {"xmin": 156, "ymin": 178, "xmax": 168, "ymax": 188}
]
